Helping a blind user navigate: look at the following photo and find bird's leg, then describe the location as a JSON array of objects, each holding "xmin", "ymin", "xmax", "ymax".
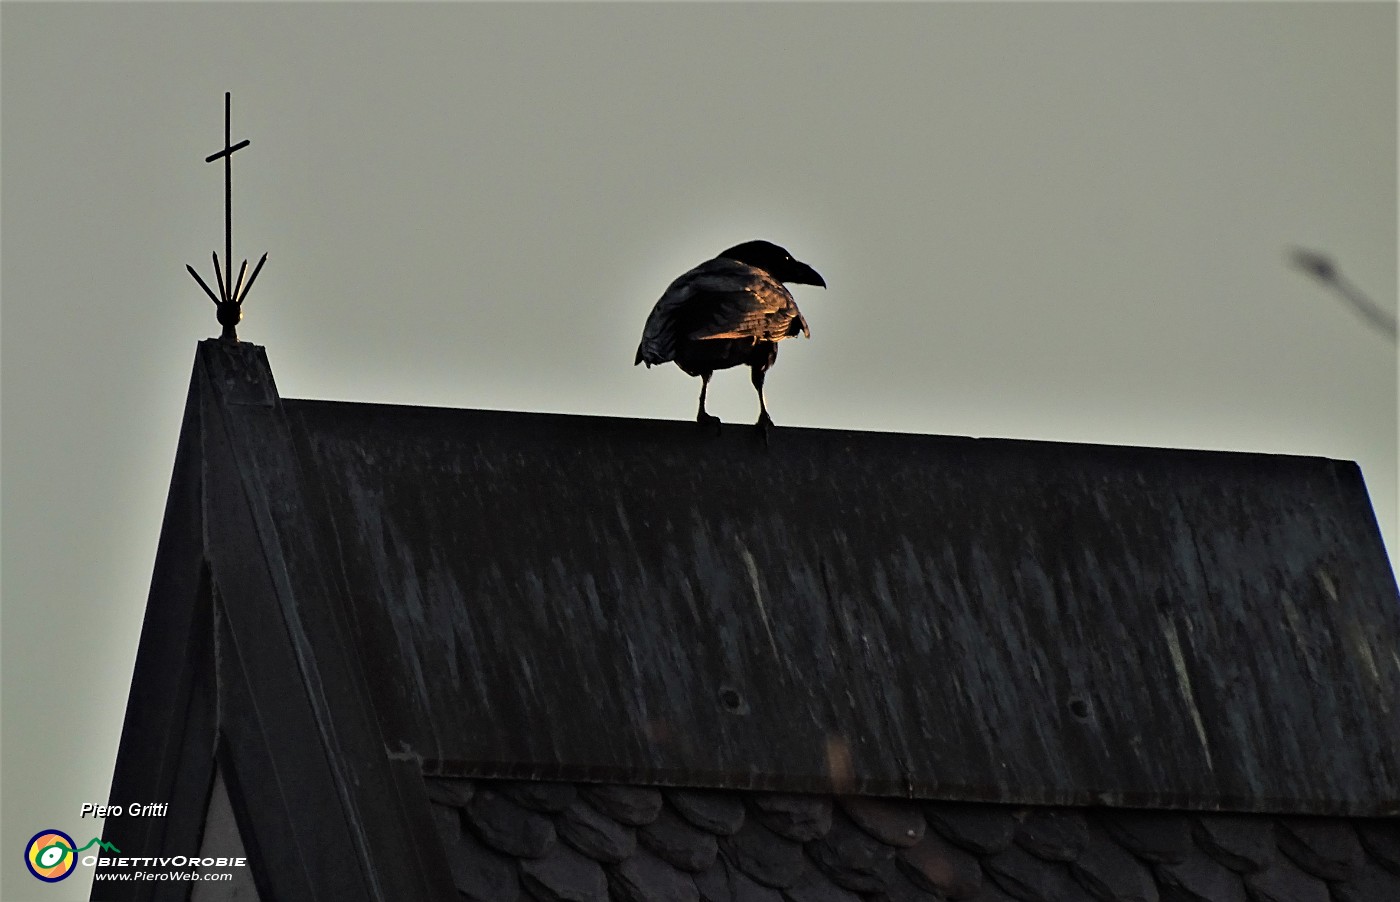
[
  {"xmin": 696, "ymin": 372, "xmax": 721, "ymax": 433},
  {"xmin": 751, "ymin": 364, "xmax": 774, "ymax": 431}
]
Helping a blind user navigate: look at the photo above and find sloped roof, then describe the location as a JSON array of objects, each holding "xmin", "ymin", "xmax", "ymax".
[
  {"xmin": 282, "ymin": 378, "xmax": 1399, "ymax": 814},
  {"xmin": 97, "ymin": 341, "xmax": 1400, "ymax": 901},
  {"xmin": 425, "ymin": 775, "xmax": 1400, "ymax": 902}
]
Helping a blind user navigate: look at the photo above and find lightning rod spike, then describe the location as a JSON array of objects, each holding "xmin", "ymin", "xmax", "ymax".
[
  {"xmin": 240, "ymin": 253, "xmax": 268, "ymax": 303},
  {"xmin": 232, "ymin": 258, "xmax": 250, "ymax": 305},
  {"xmin": 212, "ymin": 251, "xmax": 228, "ymax": 303},
  {"xmin": 187, "ymin": 265, "xmax": 220, "ymax": 305}
]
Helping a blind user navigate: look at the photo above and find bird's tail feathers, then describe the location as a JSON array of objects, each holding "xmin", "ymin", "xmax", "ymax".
[{"xmin": 634, "ymin": 338, "xmax": 671, "ymax": 367}]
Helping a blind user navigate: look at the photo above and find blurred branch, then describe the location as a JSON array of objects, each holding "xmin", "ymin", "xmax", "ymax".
[{"xmin": 1290, "ymin": 248, "xmax": 1397, "ymax": 343}]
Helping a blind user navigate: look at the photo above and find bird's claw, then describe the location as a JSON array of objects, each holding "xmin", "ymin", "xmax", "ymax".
[
  {"xmin": 697, "ymin": 413, "xmax": 722, "ymax": 436},
  {"xmin": 755, "ymin": 413, "xmax": 774, "ymax": 449}
]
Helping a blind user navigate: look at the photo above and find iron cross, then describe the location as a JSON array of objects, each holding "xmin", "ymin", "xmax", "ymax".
[{"xmin": 186, "ymin": 91, "xmax": 268, "ymax": 342}]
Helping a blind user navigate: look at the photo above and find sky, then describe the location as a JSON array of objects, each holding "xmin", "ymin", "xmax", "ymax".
[{"xmin": 2, "ymin": 2, "xmax": 1396, "ymax": 899}]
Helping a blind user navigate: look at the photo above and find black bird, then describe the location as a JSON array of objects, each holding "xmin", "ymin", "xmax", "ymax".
[{"xmin": 635, "ymin": 240, "xmax": 826, "ymax": 431}]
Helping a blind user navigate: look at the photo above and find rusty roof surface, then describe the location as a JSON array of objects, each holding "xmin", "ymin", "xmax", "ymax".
[{"xmin": 277, "ymin": 387, "xmax": 1400, "ymax": 814}]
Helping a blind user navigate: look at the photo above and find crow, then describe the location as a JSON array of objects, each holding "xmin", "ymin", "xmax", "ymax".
[{"xmin": 634, "ymin": 240, "xmax": 826, "ymax": 431}]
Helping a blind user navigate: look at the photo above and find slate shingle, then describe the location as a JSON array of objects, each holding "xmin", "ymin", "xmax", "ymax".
[
  {"xmin": 896, "ymin": 830, "xmax": 983, "ymax": 899},
  {"xmin": 1241, "ymin": 855, "xmax": 1330, "ymax": 902},
  {"xmin": 752, "ymin": 793, "xmax": 835, "ymax": 842},
  {"xmin": 697, "ymin": 855, "xmax": 784, "ymax": 902},
  {"xmin": 1015, "ymin": 809, "xmax": 1089, "ymax": 862},
  {"xmin": 559, "ymin": 798, "xmax": 636, "ymax": 863},
  {"xmin": 466, "ymin": 786, "xmax": 557, "ymax": 858},
  {"xmin": 612, "ymin": 846, "xmax": 700, "ymax": 902},
  {"xmin": 807, "ymin": 811, "xmax": 898, "ymax": 893},
  {"xmin": 1154, "ymin": 847, "xmax": 1247, "ymax": 902},
  {"xmin": 838, "ymin": 796, "xmax": 926, "ymax": 848},
  {"xmin": 582, "ymin": 785, "xmax": 663, "ymax": 826},
  {"xmin": 1330, "ymin": 861, "xmax": 1400, "ymax": 902},
  {"xmin": 925, "ymin": 804, "xmax": 1019, "ymax": 854},
  {"xmin": 504, "ymin": 780, "xmax": 578, "ymax": 814},
  {"xmin": 671, "ymin": 789, "xmax": 748, "ymax": 836},
  {"xmin": 723, "ymin": 817, "xmax": 808, "ymax": 889},
  {"xmin": 780, "ymin": 865, "xmax": 862, "ymax": 902},
  {"xmin": 641, "ymin": 805, "xmax": 720, "ymax": 872},
  {"xmin": 429, "ymin": 801, "xmax": 522, "ymax": 902},
  {"xmin": 869, "ymin": 868, "xmax": 945, "ymax": 902},
  {"xmin": 1070, "ymin": 825, "xmax": 1159, "ymax": 902},
  {"xmin": 1193, "ymin": 815, "xmax": 1277, "ymax": 874},
  {"xmin": 520, "ymin": 840, "xmax": 608, "ymax": 902},
  {"xmin": 1099, "ymin": 810, "xmax": 1193, "ymax": 864},
  {"xmin": 425, "ymin": 777, "xmax": 476, "ymax": 808},
  {"xmin": 1355, "ymin": 820, "xmax": 1400, "ymax": 875},
  {"xmin": 976, "ymin": 882, "xmax": 1028, "ymax": 902},
  {"xmin": 1274, "ymin": 817, "xmax": 1364, "ymax": 882},
  {"xmin": 983, "ymin": 844, "xmax": 1082, "ymax": 902}
]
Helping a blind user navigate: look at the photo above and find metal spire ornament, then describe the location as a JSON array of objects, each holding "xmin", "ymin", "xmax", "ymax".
[{"xmin": 186, "ymin": 92, "xmax": 268, "ymax": 343}]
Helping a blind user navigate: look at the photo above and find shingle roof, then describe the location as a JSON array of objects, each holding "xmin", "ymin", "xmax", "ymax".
[
  {"xmin": 425, "ymin": 776, "xmax": 1400, "ymax": 902},
  {"xmin": 96, "ymin": 341, "xmax": 1400, "ymax": 901},
  {"xmin": 284, "ymin": 390, "xmax": 1400, "ymax": 813}
]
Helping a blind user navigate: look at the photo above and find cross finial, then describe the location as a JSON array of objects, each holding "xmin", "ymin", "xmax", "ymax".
[{"xmin": 186, "ymin": 91, "xmax": 268, "ymax": 343}]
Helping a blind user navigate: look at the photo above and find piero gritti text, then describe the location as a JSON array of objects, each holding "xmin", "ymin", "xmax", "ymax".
[{"xmin": 81, "ymin": 802, "xmax": 170, "ymax": 818}]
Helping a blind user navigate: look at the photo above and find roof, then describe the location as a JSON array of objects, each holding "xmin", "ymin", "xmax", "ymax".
[
  {"xmin": 96, "ymin": 340, "xmax": 1400, "ymax": 901},
  {"xmin": 424, "ymin": 775, "xmax": 1400, "ymax": 902},
  {"xmin": 283, "ymin": 363, "xmax": 1399, "ymax": 814}
]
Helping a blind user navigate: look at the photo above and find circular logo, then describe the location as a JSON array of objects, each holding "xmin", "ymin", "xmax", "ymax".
[{"xmin": 24, "ymin": 829, "xmax": 76, "ymax": 882}]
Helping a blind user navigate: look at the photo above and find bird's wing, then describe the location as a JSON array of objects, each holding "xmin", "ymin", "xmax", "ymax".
[
  {"xmin": 636, "ymin": 259, "xmax": 748, "ymax": 363},
  {"xmin": 683, "ymin": 285, "xmax": 807, "ymax": 342},
  {"xmin": 635, "ymin": 259, "xmax": 810, "ymax": 365},
  {"xmin": 675, "ymin": 261, "xmax": 806, "ymax": 342}
]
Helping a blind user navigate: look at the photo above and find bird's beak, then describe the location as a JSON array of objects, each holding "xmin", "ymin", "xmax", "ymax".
[{"xmin": 790, "ymin": 262, "xmax": 827, "ymax": 288}]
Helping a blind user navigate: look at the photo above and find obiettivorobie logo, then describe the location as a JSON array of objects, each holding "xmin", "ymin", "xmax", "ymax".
[
  {"xmin": 24, "ymin": 830, "xmax": 120, "ymax": 883},
  {"xmin": 28, "ymin": 803, "xmax": 246, "ymax": 886}
]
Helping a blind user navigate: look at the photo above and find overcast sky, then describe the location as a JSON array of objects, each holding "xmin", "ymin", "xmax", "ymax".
[{"xmin": 3, "ymin": 3, "xmax": 1395, "ymax": 898}]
